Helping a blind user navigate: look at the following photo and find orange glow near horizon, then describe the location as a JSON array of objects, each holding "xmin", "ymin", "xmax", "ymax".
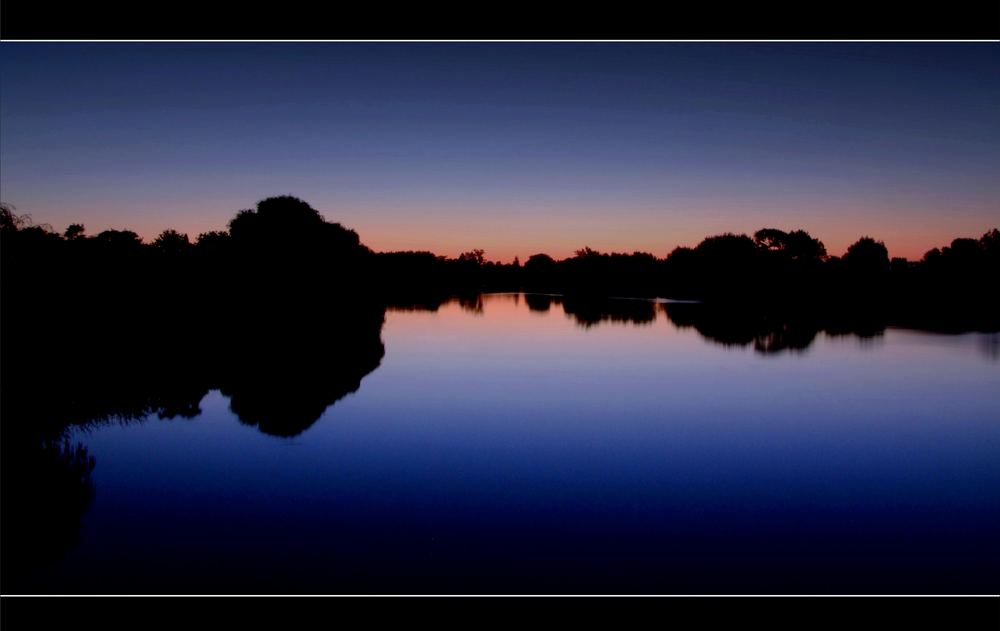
[
  {"xmin": 23, "ymin": 200, "xmax": 999, "ymax": 264},
  {"xmin": 330, "ymin": 205, "xmax": 1000, "ymax": 263}
]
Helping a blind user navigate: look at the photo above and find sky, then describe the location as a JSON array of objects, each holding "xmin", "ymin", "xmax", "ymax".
[{"xmin": 1, "ymin": 42, "xmax": 998, "ymax": 261}]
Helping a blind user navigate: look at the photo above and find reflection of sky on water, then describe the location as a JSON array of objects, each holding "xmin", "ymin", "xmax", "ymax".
[{"xmin": 33, "ymin": 293, "xmax": 1000, "ymax": 593}]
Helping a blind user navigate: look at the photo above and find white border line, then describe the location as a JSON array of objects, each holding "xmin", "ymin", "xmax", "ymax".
[
  {"xmin": 3, "ymin": 594, "xmax": 998, "ymax": 597},
  {"xmin": 2, "ymin": 39, "xmax": 999, "ymax": 43}
]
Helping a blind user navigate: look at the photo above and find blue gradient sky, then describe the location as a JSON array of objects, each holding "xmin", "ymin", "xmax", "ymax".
[{"xmin": 1, "ymin": 43, "xmax": 998, "ymax": 260}]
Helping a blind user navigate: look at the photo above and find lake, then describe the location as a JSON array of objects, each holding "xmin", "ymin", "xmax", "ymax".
[{"xmin": 8, "ymin": 293, "xmax": 999, "ymax": 594}]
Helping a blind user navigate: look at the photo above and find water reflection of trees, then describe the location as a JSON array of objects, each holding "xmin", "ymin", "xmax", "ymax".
[
  {"xmin": 669, "ymin": 303, "xmax": 896, "ymax": 354},
  {"xmin": 219, "ymin": 315, "xmax": 386, "ymax": 437},
  {"xmin": 524, "ymin": 293, "xmax": 561, "ymax": 312},
  {"xmin": 977, "ymin": 333, "xmax": 1000, "ymax": 362},
  {"xmin": 562, "ymin": 296, "xmax": 658, "ymax": 328},
  {"xmin": 551, "ymin": 296, "xmax": 885, "ymax": 352},
  {"xmin": 532, "ymin": 296, "xmax": 888, "ymax": 354},
  {"xmin": 458, "ymin": 293, "xmax": 485, "ymax": 314},
  {"xmin": 661, "ymin": 303, "xmax": 885, "ymax": 354},
  {"xmin": 422, "ymin": 293, "xmax": 892, "ymax": 355}
]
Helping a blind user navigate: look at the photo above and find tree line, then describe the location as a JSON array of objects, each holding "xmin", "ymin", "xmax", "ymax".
[{"xmin": 3, "ymin": 195, "xmax": 997, "ymax": 320}]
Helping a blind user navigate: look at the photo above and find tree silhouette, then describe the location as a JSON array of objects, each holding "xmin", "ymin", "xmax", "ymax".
[
  {"xmin": 93, "ymin": 229, "xmax": 143, "ymax": 248},
  {"xmin": 153, "ymin": 229, "xmax": 192, "ymax": 254},
  {"xmin": 785, "ymin": 230, "xmax": 826, "ymax": 260},
  {"xmin": 525, "ymin": 253, "xmax": 555, "ymax": 268},
  {"xmin": 228, "ymin": 195, "xmax": 365, "ymax": 254},
  {"xmin": 844, "ymin": 236, "xmax": 890, "ymax": 273},
  {"xmin": 0, "ymin": 203, "xmax": 28, "ymax": 232},
  {"xmin": 753, "ymin": 228, "xmax": 826, "ymax": 261},
  {"xmin": 64, "ymin": 224, "xmax": 86, "ymax": 240},
  {"xmin": 458, "ymin": 249, "xmax": 486, "ymax": 265}
]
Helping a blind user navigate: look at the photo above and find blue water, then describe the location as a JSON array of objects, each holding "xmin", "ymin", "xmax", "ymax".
[{"xmin": 25, "ymin": 294, "xmax": 1000, "ymax": 593}]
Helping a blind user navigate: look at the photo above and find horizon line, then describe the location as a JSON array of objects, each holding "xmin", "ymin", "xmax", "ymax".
[{"xmin": 10, "ymin": 212, "xmax": 997, "ymax": 265}]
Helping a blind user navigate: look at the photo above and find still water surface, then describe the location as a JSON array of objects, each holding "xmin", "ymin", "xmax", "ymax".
[{"xmin": 24, "ymin": 294, "xmax": 1000, "ymax": 593}]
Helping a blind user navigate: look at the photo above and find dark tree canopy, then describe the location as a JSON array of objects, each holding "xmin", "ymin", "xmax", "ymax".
[
  {"xmin": 93, "ymin": 229, "xmax": 143, "ymax": 248},
  {"xmin": 458, "ymin": 249, "xmax": 486, "ymax": 265},
  {"xmin": 753, "ymin": 228, "xmax": 788, "ymax": 251},
  {"xmin": 784, "ymin": 230, "xmax": 827, "ymax": 260},
  {"xmin": 0, "ymin": 203, "xmax": 28, "ymax": 232},
  {"xmin": 229, "ymin": 195, "xmax": 323, "ymax": 239},
  {"xmin": 694, "ymin": 233, "xmax": 757, "ymax": 259},
  {"xmin": 525, "ymin": 253, "xmax": 556, "ymax": 267},
  {"xmin": 843, "ymin": 236, "xmax": 890, "ymax": 273},
  {"xmin": 195, "ymin": 230, "xmax": 231, "ymax": 248},
  {"xmin": 152, "ymin": 229, "xmax": 191, "ymax": 254},
  {"xmin": 575, "ymin": 247, "xmax": 602, "ymax": 258},
  {"xmin": 753, "ymin": 228, "xmax": 826, "ymax": 261},
  {"xmin": 227, "ymin": 195, "xmax": 366, "ymax": 257},
  {"xmin": 981, "ymin": 228, "xmax": 1000, "ymax": 254},
  {"xmin": 63, "ymin": 224, "xmax": 86, "ymax": 240}
]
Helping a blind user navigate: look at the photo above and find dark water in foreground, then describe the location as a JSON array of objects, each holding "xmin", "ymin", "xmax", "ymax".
[{"xmin": 9, "ymin": 293, "xmax": 1000, "ymax": 593}]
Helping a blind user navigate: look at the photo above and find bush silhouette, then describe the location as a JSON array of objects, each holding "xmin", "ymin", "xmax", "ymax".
[{"xmin": 843, "ymin": 236, "xmax": 890, "ymax": 273}]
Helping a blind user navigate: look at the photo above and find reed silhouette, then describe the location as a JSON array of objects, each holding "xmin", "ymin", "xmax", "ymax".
[{"xmin": 1, "ymin": 438, "xmax": 96, "ymax": 589}]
